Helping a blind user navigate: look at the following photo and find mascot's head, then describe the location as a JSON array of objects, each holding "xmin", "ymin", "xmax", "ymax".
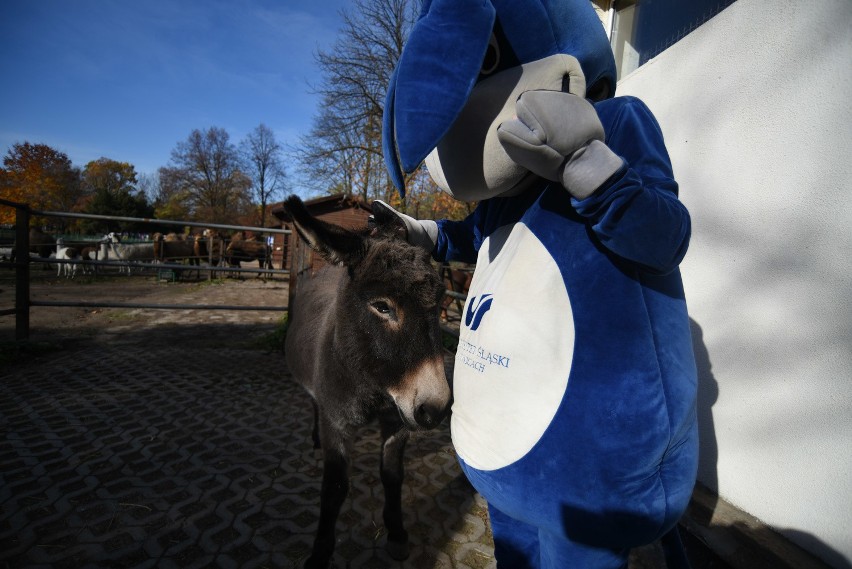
[{"xmin": 382, "ymin": 0, "xmax": 616, "ymax": 201}]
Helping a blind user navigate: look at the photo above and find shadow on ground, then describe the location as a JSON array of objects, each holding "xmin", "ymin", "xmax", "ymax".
[{"xmin": 0, "ymin": 321, "xmax": 494, "ymax": 568}]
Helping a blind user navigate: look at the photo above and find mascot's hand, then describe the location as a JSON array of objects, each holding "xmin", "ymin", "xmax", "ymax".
[
  {"xmin": 370, "ymin": 200, "xmax": 438, "ymax": 253},
  {"xmin": 497, "ymin": 90, "xmax": 624, "ymax": 199}
]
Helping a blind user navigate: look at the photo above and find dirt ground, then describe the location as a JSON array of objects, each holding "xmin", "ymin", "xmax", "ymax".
[{"xmin": 0, "ymin": 268, "xmax": 288, "ymax": 350}]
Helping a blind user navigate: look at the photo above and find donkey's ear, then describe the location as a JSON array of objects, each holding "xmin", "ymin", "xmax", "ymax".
[
  {"xmin": 283, "ymin": 195, "xmax": 366, "ymax": 266},
  {"xmin": 368, "ymin": 200, "xmax": 407, "ymax": 241}
]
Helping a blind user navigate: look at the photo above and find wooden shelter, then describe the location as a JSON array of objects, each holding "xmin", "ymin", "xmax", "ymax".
[{"xmin": 270, "ymin": 194, "xmax": 373, "ymax": 308}]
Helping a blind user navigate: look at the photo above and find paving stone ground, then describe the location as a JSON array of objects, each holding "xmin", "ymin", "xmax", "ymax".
[
  {"xmin": 0, "ymin": 275, "xmax": 717, "ymax": 569},
  {"xmin": 1, "ymin": 276, "xmax": 498, "ymax": 569}
]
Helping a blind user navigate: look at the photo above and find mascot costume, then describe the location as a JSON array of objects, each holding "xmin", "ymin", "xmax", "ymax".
[{"xmin": 376, "ymin": 0, "xmax": 698, "ymax": 567}]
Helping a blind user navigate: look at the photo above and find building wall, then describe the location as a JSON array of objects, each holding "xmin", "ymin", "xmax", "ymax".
[{"xmin": 615, "ymin": 0, "xmax": 852, "ymax": 566}]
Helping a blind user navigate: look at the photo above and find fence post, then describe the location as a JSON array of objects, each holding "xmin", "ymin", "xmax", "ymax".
[
  {"xmin": 287, "ymin": 231, "xmax": 298, "ymax": 312},
  {"xmin": 207, "ymin": 233, "xmax": 213, "ymax": 282},
  {"xmin": 14, "ymin": 204, "xmax": 30, "ymax": 341}
]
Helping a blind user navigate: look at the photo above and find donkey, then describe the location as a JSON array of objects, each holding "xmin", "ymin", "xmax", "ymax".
[{"xmin": 282, "ymin": 195, "xmax": 451, "ymax": 569}]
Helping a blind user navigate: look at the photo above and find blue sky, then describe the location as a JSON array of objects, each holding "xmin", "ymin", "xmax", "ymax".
[{"xmin": 0, "ymin": 0, "xmax": 350, "ymax": 193}]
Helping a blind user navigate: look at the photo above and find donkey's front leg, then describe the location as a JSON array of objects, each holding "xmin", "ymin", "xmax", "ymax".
[
  {"xmin": 310, "ymin": 399, "xmax": 321, "ymax": 450},
  {"xmin": 379, "ymin": 412, "xmax": 410, "ymax": 560},
  {"xmin": 305, "ymin": 429, "xmax": 350, "ymax": 569}
]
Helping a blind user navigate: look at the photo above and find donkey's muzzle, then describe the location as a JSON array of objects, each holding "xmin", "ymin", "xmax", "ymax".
[
  {"xmin": 389, "ymin": 355, "xmax": 451, "ymax": 431},
  {"xmin": 414, "ymin": 401, "xmax": 448, "ymax": 430}
]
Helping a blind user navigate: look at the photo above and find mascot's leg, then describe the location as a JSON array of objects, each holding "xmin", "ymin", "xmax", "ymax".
[
  {"xmin": 539, "ymin": 532, "xmax": 628, "ymax": 569},
  {"xmin": 488, "ymin": 504, "xmax": 630, "ymax": 569},
  {"xmin": 488, "ymin": 505, "xmax": 539, "ymax": 569},
  {"xmin": 660, "ymin": 527, "xmax": 691, "ymax": 569},
  {"xmin": 656, "ymin": 420, "xmax": 700, "ymax": 569}
]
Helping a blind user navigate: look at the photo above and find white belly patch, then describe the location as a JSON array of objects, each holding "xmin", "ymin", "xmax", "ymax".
[{"xmin": 451, "ymin": 222, "xmax": 575, "ymax": 471}]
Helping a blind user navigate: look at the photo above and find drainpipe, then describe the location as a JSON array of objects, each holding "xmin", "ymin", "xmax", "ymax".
[{"xmin": 606, "ymin": 3, "xmax": 616, "ymax": 41}]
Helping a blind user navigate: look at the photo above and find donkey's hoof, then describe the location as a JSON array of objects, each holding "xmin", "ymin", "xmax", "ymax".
[{"xmin": 386, "ymin": 539, "xmax": 410, "ymax": 561}]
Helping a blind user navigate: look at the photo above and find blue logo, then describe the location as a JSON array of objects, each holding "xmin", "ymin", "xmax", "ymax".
[{"xmin": 465, "ymin": 294, "xmax": 493, "ymax": 331}]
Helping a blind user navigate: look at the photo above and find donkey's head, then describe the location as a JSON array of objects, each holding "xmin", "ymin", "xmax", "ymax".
[{"xmin": 284, "ymin": 195, "xmax": 450, "ymax": 430}]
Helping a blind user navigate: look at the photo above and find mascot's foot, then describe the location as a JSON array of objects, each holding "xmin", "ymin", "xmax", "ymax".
[{"xmin": 386, "ymin": 538, "xmax": 410, "ymax": 561}]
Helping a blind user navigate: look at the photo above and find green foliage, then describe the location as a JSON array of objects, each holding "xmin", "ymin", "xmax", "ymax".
[
  {"xmin": 77, "ymin": 158, "xmax": 153, "ymax": 233},
  {"xmin": 441, "ymin": 330, "xmax": 459, "ymax": 353},
  {"xmin": 247, "ymin": 314, "xmax": 289, "ymax": 353}
]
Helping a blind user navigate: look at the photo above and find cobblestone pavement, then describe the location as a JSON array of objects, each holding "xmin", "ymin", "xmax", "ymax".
[
  {"xmin": 0, "ymin": 278, "xmax": 719, "ymax": 569},
  {"xmin": 0, "ymin": 343, "xmax": 493, "ymax": 569},
  {"xmin": 1, "ymin": 279, "xmax": 498, "ymax": 569}
]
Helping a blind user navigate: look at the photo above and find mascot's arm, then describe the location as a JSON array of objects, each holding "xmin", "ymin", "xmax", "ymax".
[
  {"xmin": 573, "ymin": 97, "xmax": 690, "ymax": 274},
  {"xmin": 370, "ymin": 199, "xmax": 479, "ymax": 263},
  {"xmin": 497, "ymin": 90, "xmax": 624, "ymax": 200},
  {"xmin": 499, "ymin": 93, "xmax": 689, "ymax": 274},
  {"xmin": 434, "ymin": 214, "xmax": 480, "ymax": 264}
]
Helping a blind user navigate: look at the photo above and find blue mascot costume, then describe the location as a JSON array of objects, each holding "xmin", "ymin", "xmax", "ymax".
[{"xmin": 377, "ymin": 1, "xmax": 698, "ymax": 567}]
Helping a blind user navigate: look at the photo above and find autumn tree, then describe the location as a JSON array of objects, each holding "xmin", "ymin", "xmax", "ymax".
[
  {"xmin": 148, "ymin": 168, "xmax": 192, "ymax": 222},
  {"xmin": 81, "ymin": 158, "xmax": 137, "ymax": 196},
  {"xmin": 403, "ymin": 165, "xmax": 476, "ymax": 221},
  {"xmin": 240, "ymin": 124, "xmax": 288, "ymax": 228},
  {"xmin": 162, "ymin": 127, "xmax": 252, "ymax": 224},
  {"xmin": 0, "ymin": 142, "xmax": 81, "ymax": 227},
  {"xmin": 78, "ymin": 158, "xmax": 153, "ymax": 233},
  {"xmin": 297, "ymin": 0, "xmax": 421, "ymax": 206}
]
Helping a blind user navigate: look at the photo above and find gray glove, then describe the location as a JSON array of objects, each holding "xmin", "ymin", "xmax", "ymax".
[
  {"xmin": 497, "ymin": 90, "xmax": 624, "ymax": 199},
  {"xmin": 371, "ymin": 200, "xmax": 438, "ymax": 253}
]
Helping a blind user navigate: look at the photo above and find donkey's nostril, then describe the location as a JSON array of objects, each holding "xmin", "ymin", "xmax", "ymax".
[{"xmin": 414, "ymin": 402, "xmax": 445, "ymax": 429}]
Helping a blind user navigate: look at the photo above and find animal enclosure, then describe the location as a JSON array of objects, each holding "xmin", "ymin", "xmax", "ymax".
[{"xmin": 0, "ymin": 198, "xmax": 291, "ymax": 341}]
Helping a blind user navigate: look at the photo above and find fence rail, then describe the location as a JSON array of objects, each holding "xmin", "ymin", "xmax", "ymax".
[
  {"xmin": 29, "ymin": 300, "xmax": 286, "ymax": 312},
  {"xmin": 29, "ymin": 208, "xmax": 293, "ymax": 235}
]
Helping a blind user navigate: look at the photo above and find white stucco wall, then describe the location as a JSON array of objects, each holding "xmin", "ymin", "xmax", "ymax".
[{"xmin": 615, "ymin": 0, "xmax": 852, "ymax": 567}]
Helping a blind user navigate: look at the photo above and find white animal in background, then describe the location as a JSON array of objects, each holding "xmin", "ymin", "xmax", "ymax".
[
  {"xmin": 55, "ymin": 238, "xmax": 79, "ymax": 279},
  {"xmin": 104, "ymin": 232, "xmax": 155, "ymax": 273},
  {"xmin": 99, "ymin": 240, "xmax": 110, "ymax": 261}
]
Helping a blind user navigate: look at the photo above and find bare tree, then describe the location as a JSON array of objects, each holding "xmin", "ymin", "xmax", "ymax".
[
  {"xmin": 296, "ymin": 0, "xmax": 420, "ymax": 205},
  {"xmin": 166, "ymin": 127, "xmax": 252, "ymax": 224},
  {"xmin": 240, "ymin": 124, "xmax": 287, "ymax": 228}
]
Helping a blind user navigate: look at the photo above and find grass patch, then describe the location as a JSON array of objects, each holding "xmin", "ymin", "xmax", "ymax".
[
  {"xmin": 0, "ymin": 340, "xmax": 64, "ymax": 367},
  {"xmin": 441, "ymin": 330, "xmax": 459, "ymax": 353},
  {"xmin": 246, "ymin": 314, "xmax": 289, "ymax": 352},
  {"xmin": 105, "ymin": 309, "xmax": 137, "ymax": 321}
]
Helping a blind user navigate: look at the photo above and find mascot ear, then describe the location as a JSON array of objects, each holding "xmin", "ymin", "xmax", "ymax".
[{"xmin": 383, "ymin": 0, "xmax": 495, "ymax": 195}]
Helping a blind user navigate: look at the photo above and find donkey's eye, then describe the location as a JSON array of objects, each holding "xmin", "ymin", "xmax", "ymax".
[
  {"xmin": 373, "ymin": 301, "xmax": 391, "ymax": 314},
  {"xmin": 369, "ymin": 300, "xmax": 397, "ymax": 321}
]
